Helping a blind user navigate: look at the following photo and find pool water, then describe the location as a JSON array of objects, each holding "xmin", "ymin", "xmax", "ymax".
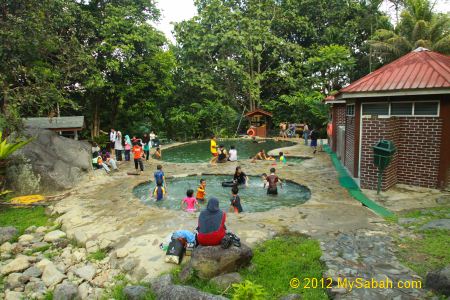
[
  {"xmin": 161, "ymin": 139, "xmax": 295, "ymax": 163},
  {"xmin": 133, "ymin": 175, "xmax": 311, "ymax": 213}
]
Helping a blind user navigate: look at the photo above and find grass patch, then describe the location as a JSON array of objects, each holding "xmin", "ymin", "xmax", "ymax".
[
  {"xmin": 88, "ymin": 249, "xmax": 107, "ymax": 262},
  {"xmin": 0, "ymin": 206, "xmax": 50, "ymax": 235},
  {"xmin": 393, "ymin": 207, "xmax": 450, "ymax": 278},
  {"xmin": 240, "ymin": 235, "xmax": 327, "ymax": 300},
  {"xmin": 396, "ymin": 229, "xmax": 450, "ymax": 278},
  {"xmin": 170, "ymin": 234, "xmax": 327, "ymax": 299},
  {"xmin": 43, "ymin": 291, "xmax": 53, "ymax": 300}
]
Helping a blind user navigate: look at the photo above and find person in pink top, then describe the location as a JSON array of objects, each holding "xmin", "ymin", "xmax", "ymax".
[{"xmin": 181, "ymin": 189, "xmax": 200, "ymax": 212}]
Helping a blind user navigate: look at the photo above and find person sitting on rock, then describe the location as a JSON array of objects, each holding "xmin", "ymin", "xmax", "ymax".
[{"xmin": 197, "ymin": 197, "xmax": 227, "ymax": 246}]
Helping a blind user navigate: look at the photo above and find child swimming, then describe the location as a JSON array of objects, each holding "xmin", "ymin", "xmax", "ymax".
[
  {"xmin": 261, "ymin": 173, "xmax": 268, "ymax": 189},
  {"xmin": 152, "ymin": 180, "xmax": 166, "ymax": 201},
  {"xmin": 196, "ymin": 179, "xmax": 207, "ymax": 202},
  {"xmin": 279, "ymin": 152, "xmax": 287, "ymax": 164},
  {"xmin": 230, "ymin": 186, "xmax": 243, "ymax": 213},
  {"xmin": 181, "ymin": 189, "xmax": 200, "ymax": 212}
]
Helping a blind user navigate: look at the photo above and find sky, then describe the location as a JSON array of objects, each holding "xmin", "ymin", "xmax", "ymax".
[{"xmin": 153, "ymin": 0, "xmax": 450, "ymax": 43}]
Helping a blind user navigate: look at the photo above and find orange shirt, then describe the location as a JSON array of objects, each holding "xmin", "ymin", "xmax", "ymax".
[
  {"xmin": 132, "ymin": 145, "xmax": 143, "ymax": 159},
  {"xmin": 196, "ymin": 185, "xmax": 205, "ymax": 200}
]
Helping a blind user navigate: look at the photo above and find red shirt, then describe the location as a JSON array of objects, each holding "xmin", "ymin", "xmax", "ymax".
[{"xmin": 132, "ymin": 145, "xmax": 143, "ymax": 159}]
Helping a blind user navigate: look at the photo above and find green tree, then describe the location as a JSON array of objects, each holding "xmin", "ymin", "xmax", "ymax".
[
  {"xmin": 370, "ymin": 0, "xmax": 450, "ymax": 62},
  {"xmin": 0, "ymin": 0, "xmax": 89, "ymax": 132}
]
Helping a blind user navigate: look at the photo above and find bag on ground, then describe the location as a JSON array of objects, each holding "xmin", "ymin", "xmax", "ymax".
[{"xmin": 165, "ymin": 238, "xmax": 184, "ymax": 264}]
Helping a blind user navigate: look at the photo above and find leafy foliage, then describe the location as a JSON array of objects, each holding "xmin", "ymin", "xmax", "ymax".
[
  {"xmin": 232, "ymin": 280, "xmax": 267, "ymax": 300},
  {"xmin": 370, "ymin": 0, "xmax": 450, "ymax": 63},
  {"xmin": 0, "ymin": 131, "xmax": 32, "ymax": 160}
]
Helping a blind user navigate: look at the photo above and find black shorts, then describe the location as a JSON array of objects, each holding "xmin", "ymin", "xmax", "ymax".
[{"xmin": 267, "ymin": 187, "xmax": 278, "ymax": 195}]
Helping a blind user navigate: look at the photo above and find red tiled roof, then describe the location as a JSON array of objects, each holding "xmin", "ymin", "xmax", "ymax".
[
  {"xmin": 245, "ymin": 108, "xmax": 273, "ymax": 117},
  {"xmin": 340, "ymin": 48, "xmax": 450, "ymax": 94}
]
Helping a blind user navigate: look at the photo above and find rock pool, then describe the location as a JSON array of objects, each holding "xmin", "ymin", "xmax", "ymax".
[{"xmin": 133, "ymin": 175, "xmax": 311, "ymax": 212}]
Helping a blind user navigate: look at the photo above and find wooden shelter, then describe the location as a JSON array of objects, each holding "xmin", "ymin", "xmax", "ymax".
[
  {"xmin": 245, "ymin": 109, "xmax": 273, "ymax": 137},
  {"xmin": 23, "ymin": 116, "xmax": 85, "ymax": 140}
]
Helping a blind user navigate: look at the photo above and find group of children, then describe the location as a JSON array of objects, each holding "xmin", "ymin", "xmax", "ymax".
[{"xmin": 151, "ymin": 165, "xmax": 282, "ymax": 215}]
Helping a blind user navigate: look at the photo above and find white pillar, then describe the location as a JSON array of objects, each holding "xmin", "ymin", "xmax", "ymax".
[{"xmin": 74, "ymin": 130, "xmax": 78, "ymax": 140}]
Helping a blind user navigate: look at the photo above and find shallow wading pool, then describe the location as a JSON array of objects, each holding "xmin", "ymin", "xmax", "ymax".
[
  {"xmin": 133, "ymin": 175, "xmax": 311, "ymax": 213},
  {"xmin": 161, "ymin": 139, "xmax": 296, "ymax": 163}
]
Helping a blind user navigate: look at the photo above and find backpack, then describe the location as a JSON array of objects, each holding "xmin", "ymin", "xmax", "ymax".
[{"xmin": 165, "ymin": 238, "xmax": 185, "ymax": 264}]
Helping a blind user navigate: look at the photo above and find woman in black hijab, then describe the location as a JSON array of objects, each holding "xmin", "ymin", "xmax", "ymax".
[{"xmin": 197, "ymin": 197, "xmax": 227, "ymax": 246}]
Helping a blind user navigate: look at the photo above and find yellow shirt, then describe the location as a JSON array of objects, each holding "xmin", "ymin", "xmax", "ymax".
[{"xmin": 210, "ymin": 139, "xmax": 217, "ymax": 154}]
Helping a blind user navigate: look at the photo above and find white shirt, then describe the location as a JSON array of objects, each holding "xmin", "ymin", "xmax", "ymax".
[
  {"xmin": 228, "ymin": 149, "xmax": 237, "ymax": 161},
  {"xmin": 150, "ymin": 133, "xmax": 156, "ymax": 140},
  {"xmin": 110, "ymin": 131, "xmax": 116, "ymax": 142}
]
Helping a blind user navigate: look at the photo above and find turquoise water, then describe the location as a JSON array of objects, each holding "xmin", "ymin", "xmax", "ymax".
[
  {"xmin": 133, "ymin": 175, "xmax": 311, "ymax": 213},
  {"xmin": 162, "ymin": 139, "xmax": 295, "ymax": 163}
]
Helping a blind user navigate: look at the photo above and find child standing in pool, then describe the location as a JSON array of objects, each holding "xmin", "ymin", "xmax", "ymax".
[
  {"xmin": 152, "ymin": 180, "xmax": 166, "ymax": 201},
  {"xmin": 181, "ymin": 189, "xmax": 200, "ymax": 212},
  {"xmin": 196, "ymin": 179, "xmax": 207, "ymax": 202},
  {"xmin": 154, "ymin": 165, "xmax": 166, "ymax": 190},
  {"xmin": 261, "ymin": 173, "xmax": 268, "ymax": 189},
  {"xmin": 230, "ymin": 186, "xmax": 243, "ymax": 213},
  {"xmin": 267, "ymin": 168, "xmax": 282, "ymax": 195}
]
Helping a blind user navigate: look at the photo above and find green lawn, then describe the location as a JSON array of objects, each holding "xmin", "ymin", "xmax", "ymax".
[
  {"xmin": 394, "ymin": 207, "xmax": 450, "ymax": 278},
  {"xmin": 171, "ymin": 234, "xmax": 328, "ymax": 299},
  {"xmin": 0, "ymin": 206, "xmax": 50, "ymax": 236}
]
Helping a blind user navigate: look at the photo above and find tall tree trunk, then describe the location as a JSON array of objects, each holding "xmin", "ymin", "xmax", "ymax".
[{"xmin": 91, "ymin": 99, "xmax": 100, "ymax": 139}]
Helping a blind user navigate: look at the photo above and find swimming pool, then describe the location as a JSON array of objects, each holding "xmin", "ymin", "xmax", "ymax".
[
  {"xmin": 133, "ymin": 175, "xmax": 311, "ymax": 213},
  {"xmin": 161, "ymin": 139, "xmax": 295, "ymax": 163}
]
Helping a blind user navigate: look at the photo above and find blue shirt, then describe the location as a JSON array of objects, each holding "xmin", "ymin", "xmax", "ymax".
[{"xmin": 154, "ymin": 170, "xmax": 165, "ymax": 185}]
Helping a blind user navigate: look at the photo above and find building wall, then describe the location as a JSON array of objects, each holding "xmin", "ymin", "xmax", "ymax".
[
  {"xmin": 344, "ymin": 115, "xmax": 356, "ymax": 176},
  {"xmin": 331, "ymin": 104, "xmax": 346, "ymax": 152},
  {"xmin": 360, "ymin": 117, "xmax": 400, "ymax": 190},
  {"xmin": 360, "ymin": 116, "xmax": 443, "ymax": 190},
  {"xmin": 397, "ymin": 117, "xmax": 442, "ymax": 188}
]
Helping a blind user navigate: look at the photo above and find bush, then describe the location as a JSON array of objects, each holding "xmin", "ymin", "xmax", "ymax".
[{"xmin": 232, "ymin": 280, "xmax": 267, "ymax": 300}]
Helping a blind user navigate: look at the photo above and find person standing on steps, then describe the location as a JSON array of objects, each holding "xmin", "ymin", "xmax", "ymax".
[
  {"xmin": 143, "ymin": 133, "xmax": 151, "ymax": 161},
  {"xmin": 132, "ymin": 141, "xmax": 144, "ymax": 174}
]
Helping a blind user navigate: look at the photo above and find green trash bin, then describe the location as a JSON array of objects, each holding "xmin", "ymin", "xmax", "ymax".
[{"xmin": 372, "ymin": 140, "xmax": 396, "ymax": 194}]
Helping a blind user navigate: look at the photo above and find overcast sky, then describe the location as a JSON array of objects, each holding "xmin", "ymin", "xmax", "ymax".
[{"xmin": 153, "ymin": 0, "xmax": 450, "ymax": 43}]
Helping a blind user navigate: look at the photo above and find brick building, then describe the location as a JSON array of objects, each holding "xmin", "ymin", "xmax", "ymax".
[{"xmin": 326, "ymin": 48, "xmax": 450, "ymax": 191}]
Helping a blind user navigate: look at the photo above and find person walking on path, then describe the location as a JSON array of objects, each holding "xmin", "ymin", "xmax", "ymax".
[
  {"xmin": 303, "ymin": 122, "xmax": 310, "ymax": 146},
  {"xmin": 310, "ymin": 128, "xmax": 319, "ymax": 154}
]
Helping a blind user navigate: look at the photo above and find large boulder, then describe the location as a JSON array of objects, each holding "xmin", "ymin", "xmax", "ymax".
[
  {"xmin": 189, "ymin": 245, "xmax": 253, "ymax": 279},
  {"xmin": 0, "ymin": 227, "xmax": 18, "ymax": 244},
  {"xmin": 151, "ymin": 274, "xmax": 227, "ymax": 300},
  {"xmin": 426, "ymin": 266, "xmax": 450, "ymax": 296},
  {"xmin": 9, "ymin": 129, "xmax": 91, "ymax": 192}
]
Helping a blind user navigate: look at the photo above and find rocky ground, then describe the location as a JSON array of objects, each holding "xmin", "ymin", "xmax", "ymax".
[{"xmin": 1, "ymin": 138, "xmax": 448, "ymax": 299}]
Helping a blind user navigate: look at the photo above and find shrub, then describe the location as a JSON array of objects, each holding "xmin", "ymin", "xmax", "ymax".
[{"xmin": 232, "ymin": 280, "xmax": 267, "ymax": 300}]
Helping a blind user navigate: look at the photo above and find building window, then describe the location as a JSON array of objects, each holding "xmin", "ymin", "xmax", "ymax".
[
  {"xmin": 346, "ymin": 104, "xmax": 355, "ymax": 116},
  {"xmin": 391, "ymin": 102, "xmax": 413, "ymax": 115},
  {"xmin": 414, "ymin": 101, "xmax": 439, "ymax": 116},
  {"xmin": 362, "ymin": 103, "xmax": 389, "ymax": 116},
  {"xmin": 360, "ymin": 101, "xmax": 440, "ymax": 117}
]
